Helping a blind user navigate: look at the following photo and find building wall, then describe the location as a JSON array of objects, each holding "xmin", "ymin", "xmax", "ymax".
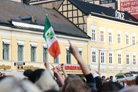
[
  {"xmin": 0, "ymin": 25, "xmax": 88, "ymax": 75},
  {"xmin": 87, "ymin": 15, "xmax": 138, "ymax": 77}
]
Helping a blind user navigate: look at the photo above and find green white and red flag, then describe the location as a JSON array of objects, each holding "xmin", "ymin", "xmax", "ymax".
[{"xmin": 43, "ymin": 16, "xmax": 60, "ymax": 59}]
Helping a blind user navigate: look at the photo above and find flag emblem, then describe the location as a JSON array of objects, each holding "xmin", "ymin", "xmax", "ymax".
[{"xmin": 43, "ymin": 16, "xmax": 60, "ymax": 59}]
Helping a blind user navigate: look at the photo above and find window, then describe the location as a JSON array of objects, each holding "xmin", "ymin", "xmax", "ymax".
[
  {"xmin": 108, "ymin": 29, "xmax": 113, "ymax": 44},
  {"xmin": 100, "ymin": 31, "xmax": 104, "ymax": 42},
  {"xmin": 92, "ymin": 51, "xmax": 96, "ymax": 63},
  {"xmin": 126, "ymin": 34, "xmax": 129, "ymax": 45},
  {"xmin": 92, "ymin": 29, "xmax": 96, "ymax": 41},
  {"xmin": 54, "ymin": 55, "xmax": 59, "ymax": 64},
  {"xmin": 66, "ymin": 49, "xmax": 71, "ymax": 64},
  {"xmin": 43, "ymin": 47, "xmax": 48, "ymax": 63},
  {"xmin": 109, "ymin": 52, "xmax": 113, "ymax": 64},
  {"xmin": 100, "ymin": 27, "xmax": 105, "ymax": 42},
  {"xmin": 132, "ymin": 36, "xmax": 136, "ymax": 45},
  {"xmin": 126, "ymin": 53, "xmax": 129, "ymax": 65},
  {"xmin": 18, "ymin": 45, "xmax": 23, "ymax": 61},
  {"xmin": 108, "ymin": 33, "xmax": 112, "ymax": 43},
  {"xmin": 92, "ymin": 48, "xmax": 97, "ymax": 63},
  {"xmin": 118, "ymin": 54, "xmax": 121, "ymax": 64},
  {"xmin": 100, "ymin": 51, "xmax": 105, "ymax": 63},
  {"xmin": 117, "ymin": 34, "xmax": 121, "ymax": 44},
  {"xmin": 101, "ymin": 52, "xmax": 104, "ymax": 63},
  {"xmin": 133, "ymin": 55, "xmax": 136, "ymax": 65},
  {"xmin": 79, "ymin": 51, "xmax": 82, "ymax": 56},
  {"xmin": 31, "ymin": 46, "xmax": 36, "ymax": 62},
  {"xmin": 91, "ymin": 25, "xmax": 97, "ymax": 41},
  {"xmin": 3, "ymin": 43, "xmax": 9, "ymax": 60},
  {"xmin": 132, "ymin": 33, "xmax": 136, "ymax": 46}
]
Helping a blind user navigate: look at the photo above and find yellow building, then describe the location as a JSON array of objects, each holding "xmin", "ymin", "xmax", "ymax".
[
  {"xmin": 57, "ymin": 0, "xmax": 138, "ymax": 79},
  {"xmin": 1, "ymin": 0, "xmax": 138, "ymax": 80},
  {"xmin": 0, "ymin": 0, "xmax": 90, "ymax": 77}
]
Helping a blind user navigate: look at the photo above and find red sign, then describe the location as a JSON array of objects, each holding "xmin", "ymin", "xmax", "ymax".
[
  {"xmin": 120, "ymin": 0, "xmax": 138, "ymax": 19},
  {"xmin": 65, "ymin": 65, "xmax": 81, "ymax": 70}
]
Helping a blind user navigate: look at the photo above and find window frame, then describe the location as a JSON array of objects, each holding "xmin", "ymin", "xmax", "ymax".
[
  {"xmin": 91, "ymin": 47, "xmax": 98, "ymax": 64},
  {"xmin": 125, "ymin": 32, "xmax": 130, "ymax": 45},
  {"xmin": 31, "ymin": 46, "xmax": 37, "ymax": 62},
  {"xmin": 66, "ymin": 47, "xmax": 72, "ymax": 64},
  {"xmin": 126, "ymin": 51, "xmax": 130, "ymax": 65},
  {"xmin": 117, "ymin": 50, "xmax": 122, "ymax": 65},
  {"xmin": 17, "ymin": 40, "xmax": 25, "ymax": 62},
  {"xmin": 108, "ymin": 50, "xmax": 113, "ymax": 64},
  {"xmin": 132, "ymin": 33, "xmax": 136, "ymax": 46},
  {"xmin": 100, "ymin": 49, "xmax": 106, "ymax": 64},
  {"xmin": 3, "ymin": 42, "xmax": 10, "ymax": 61},
  {"xmin": 108, "ymin": 28, "xmax": 113, "ymax": 44},
  {"xmin": 54, "ymin": 55, "xmax": 60, "ymax": 64},
  {"xmin": 100, "ymin": 27, "xmax": 105, "ymax": 43},
  {"xmin": 132, "ymin": 52, "xmax": 137, "ymax": 66},
  {"xmin": 43, "ymin": 47, "xmax": 49, "ymax": 63},
  {"xmin": 30, "ymin": 42, "xmax": 37, "ymax": 62},
  {"xmin": 18, "ymin": 45, "xmax": 24, "ymax": 61},
  {"xmin": 117, "ymin": 31, "xmax": 122, "ymax": 45},
  {"xmin": 91, "ymin": 25, "xmax": 97, "ymax": 42}
]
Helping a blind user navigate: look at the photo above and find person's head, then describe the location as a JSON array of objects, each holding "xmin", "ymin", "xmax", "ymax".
[
  {"xmin": 24, "ymin": 69, "xmax": 45, "ymax": 83},
  {"xmin": 97, "ymin": 82, "xmax": 123, "ymax": 92},
  {"xmin": 24, "ymin": 69, "xmax": 59, "ymax": 91},
  {"xmin": 35, "ymin": 70, "xmax": 59, "ymax": 91},
  {"xmin": 62, "ymin": 75, "xmax": 91, "ymax": 92},
  {"xmin": 102, "ymin": 75, "xmax": 105, "ymax": 79},
  {"xmin": 0, "ymin": 77, "xmax": 41, "ymax": 92},
  {"xmin": 119, "ymin": 85, "xmax": 138, "ymax": 92},
  {"xmin": 110, "ymin": 76, "xmax": 113, "ymax": 80}
]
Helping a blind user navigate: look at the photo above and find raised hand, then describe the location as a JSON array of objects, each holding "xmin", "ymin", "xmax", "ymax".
[
  {"xmin": 51, "ymin": 65, "xmax": 58, "ymax": 74},
  {"xmin": 68, "ymin": 40, "xmax": 90, "ymax": 75},
  {"xmin": 61, "ymin": 63, "xmax": 65, "ymax": 71},
  {"xmin": 68, "ymin": 40, "xmax": 80, "ymax": 58}
]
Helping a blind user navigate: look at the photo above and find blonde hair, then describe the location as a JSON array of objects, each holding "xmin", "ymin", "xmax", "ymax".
[
  {"xmin": 0, "ymin": 77, "xmax": 41, "ymax": 92},
  {"xmin": 36, "ymin": 70, "xmax": 59, "ymax": 91},
  {"xmin": 65, "ymin": 78, "xmax": 91, "ymax": 92}
]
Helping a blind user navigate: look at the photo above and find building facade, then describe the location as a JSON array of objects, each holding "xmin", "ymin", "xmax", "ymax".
[
  {"xmin": 0, "ymin": 24, "xmax": 88, "ymax": 75},
  {"xmin": 0, "ymin": 0, "xmax": 90, "ymax": 77},
  {"xmin": 3, "ymin": 0, "xmax": 138, "ymax": 79},
  {"xmin": 57, "ymin": 0, "xmax": 138, "ymax": 78}
]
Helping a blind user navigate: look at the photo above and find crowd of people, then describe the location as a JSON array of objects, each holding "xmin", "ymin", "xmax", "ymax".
[{"xmin": 0, "ymin": 40, "xmax": 138, "ymax": 92}]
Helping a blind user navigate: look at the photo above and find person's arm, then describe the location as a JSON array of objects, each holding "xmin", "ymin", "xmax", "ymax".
[
  {"xmin": 68, "ymin": 40, "xmax": 96, "ymax": 91},
  {"xmin": 61, "ymin": 64, "xmax": 68, "ymax": 78},
  {"xmin": 51, "ymin": 65, "xmax": 65, "ymax": 86},
  {"xmin": 68, "ymin": 40, "xmax": 90, "ymax": 75}
]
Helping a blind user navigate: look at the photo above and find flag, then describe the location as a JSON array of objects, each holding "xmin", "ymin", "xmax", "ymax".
[{"xmin": 43, "ymin": 16, "xmax": 60, "ymax": 59}]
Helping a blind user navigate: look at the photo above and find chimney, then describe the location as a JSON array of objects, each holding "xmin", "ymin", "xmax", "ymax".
[{"xmin": 22, "ymin": 0, "xmax": 30, "ymax": 5}]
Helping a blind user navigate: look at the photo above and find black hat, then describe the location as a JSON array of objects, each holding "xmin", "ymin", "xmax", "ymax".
[{"xmin": 24, "ymin": 69, "xmax": 45, "ymax": 83}]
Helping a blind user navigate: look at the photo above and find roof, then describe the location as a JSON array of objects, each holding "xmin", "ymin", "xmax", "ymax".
[
  {"xmin": 0, "ymin": 0, "xmax": 90, "ymax": 39},
  {"xmin": 67, "ymin": 0, "xmax": 138, "ymax": 24}
]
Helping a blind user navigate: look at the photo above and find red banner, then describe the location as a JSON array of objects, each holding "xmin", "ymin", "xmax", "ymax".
[
  {"xmin": 65, "ymin": 65, "xmax": 81, "ymax": 70},
  {"xmin": 120, "ymin": 0, "xmax": 138, "ymax": 19}
]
